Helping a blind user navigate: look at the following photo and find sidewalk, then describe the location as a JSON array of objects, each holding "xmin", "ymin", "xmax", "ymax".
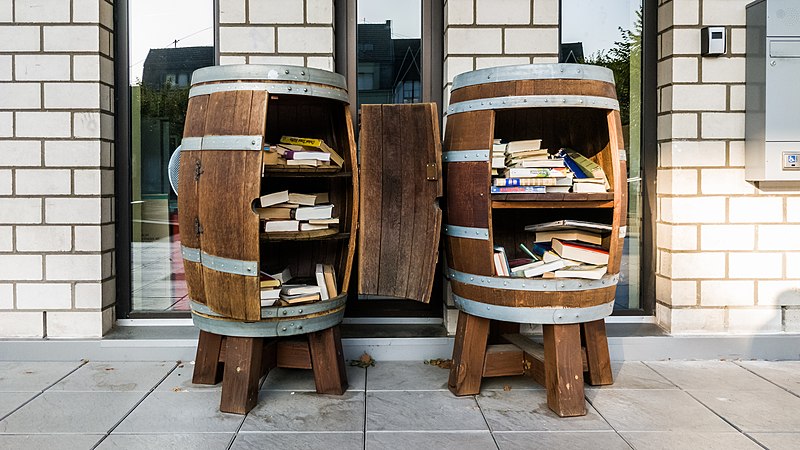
[{"xmin": 0, "ymin": 360, "xmax": 798, "ymax": 449}]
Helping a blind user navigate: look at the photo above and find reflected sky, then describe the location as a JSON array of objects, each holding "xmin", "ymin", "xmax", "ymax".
[
  {"xmin": 359, "ymin": 0, "xmax": 421, "ymax": 38},
  {"xmin": 562, "ymin": 0, "xmax": 640, "ymax": 57}
]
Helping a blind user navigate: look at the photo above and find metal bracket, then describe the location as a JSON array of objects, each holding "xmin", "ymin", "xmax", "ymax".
[
  {"xmin": 442, "ymin": 150, "xmax": 490, "ymax": 163},
  {"xmin": 200, "ymin": 251, "xmax": 258, "ymax": 277},
  {"xmin": 180, "ymin": 135, "xmax": 263, "ymax": 151},
  {"xmin": 443, "ymin": 225, "xmax": 490, "ymax": 240},
  {"xmin": 426, "ymin": 163, "xmax": 438, "ymax": 180},
  {"xmin": 181, "ymin": 246, "xmax": 201, "ymax": 263},
  {"xmin": 619, "ymin": 150, "xmax": 627, "ymax": 162}
]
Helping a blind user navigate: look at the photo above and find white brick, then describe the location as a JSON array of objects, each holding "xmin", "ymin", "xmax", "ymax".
[
  {"xmin": 0, "ymin": 25, "xmax": 39, "ymax": 51},
  {"xmin": 15, "ymin": 0, "xmax": 71, "ymax": 22},
  {"xmin": 44, "ymin": 140, "xmax": 100, "ymax": 167},
  {"xmin": 307, "ymin": 0, "xmax": 333, "ymax": 24},
  {"xmin": 277, "ymin": 27, "xmax": 333, "ymax": 53},
  {"xmin": 446, "ymin": 0, "xmax": 474, "ymax": 25},
  {"xmin": 787, "ymin": 253, "xmax": 800, "ymax": 278},
  {"xmin": 447, "ymin": 28, "xmax": 502, "ymax": 54},
  {"xmin": 658, "ymin": 1, "xmax": 673, "ymax": 32},
  {"xmin": 533, "ymin": 0, "xmax": 559, "ymax": 25},
  {"xmin": 100, "ymin": 112, "xmax": 113, "ymax": 140},
  {"xmin": 0, "ymin": 1, "xmax": 10, "ymax": 22},
  {"xmin": 730, "ymin": 85, "xmax": 745, "ymax": 111},
  {"xmin": 672, "ymin": 57, "xmax": 699, "ymax": 83},
  {"xmin": 15, "ymin": 55, "xmax": 71, "ymax": 81},
  {"xmin": 669, "ymin": 308, "xmax": 726, "ymax": 333},
  {"xmin": 477, "ymin": 0, "xmax": 530, "ymax": 24},
  {"xmin": 75, "ymin": 282, "xmax": 102, "ymax": 308},
  {"xmin": 671, "ymin": 84, "xmax": 727, "ymax": 111},
  {"xmin": 702, "ymin": 57, "xmax": 746, "ymax": 83},
  {"xmin": 72, "ymin": 0, "xmax": 99, "ymax": 22},
  {"xmin": 0, "ymin": 83, "xmax": 41, "ymax": 109},
  {"xmin": 44, "ymin": 83, "xmax": 100, "ymax": 109},
  {"xmin": 475, "ymin": 56, "xmax": 530, "ymax": 70},
  {"xmin": 729, "ymin": 253, "xmax": 782, "ymax": 279},
  {"xmin": 73, "ymin": 55, "xmax": 100, "ymax": 81},
  {"xmin": 702, "ymin": 113, "xmax": 745, "ymax": 139},
  {"xmin": 219, "ymin": 27, "xmax": 275, "ymax": 53},
  {"xmin": 248, "ymin": 55, "xmax": 304, "ymax": 66},
  {"xmin": 657, "ymin": 169, "xmax": 697, "ymax": 195},
  {"xmin": 784, "ymin": 308, "xmax": 800, "ymax": 332},
  {"xmin": 673, "ymin": 28, "xmax": 700, "ymax": 55},
  {"xmin": 73, "ymin": 169, "xmax": 100, "ymax": 195},
  {"xmin": 16, "ymin": 225, "xmax": 71, "ymax": 251},
  {"xmin": 16, "ymin": 283, "xmax": 71, "ymax": 309},
  {"xmin": 0, "ymin": 55, "xmax": 10, "ymax": 80},
  {"xmin": 669, "ymin": 252, "xmax": 726, "ymax": 279},
  {"xmin": 729, "ymin": 197, "xmax": 783, "ymax": 223},
  {"xmin": 0, "ymin": 226, "xmax": 12, "ymax": 251},
  {"xmin": 673, "ymin": 0, "xmax": 699, "ymax": 25},
  {"xmin": 45, "ymin": 198, "xmax": 101, "ymax": 224},
  {"xmin": 74, "ymin": 225, "xmax": 100, "ymax": 251},
  {"xmin": 46, "ymin": 311, "xmax": 104, "ymax": 338},
  {"xmin": 0, "ymin": 312, "xmax": 44, "ymax": 337},
  {"xmin": 656, "ymin": 276, "xmax": 697, "ymax": 306},
  {"xmin": 504, "ymin": 28, "xmax": 559, "ymax": 54},
  {"xmin": 728, "ymin": 308, "xmax": 782, "ymax": 333},
  {"xmin": 787, "ymin": 197, "xmax": 800, "ymax": 222},
  {"xmin": 305, "ymin": 56, "xmax": 333, "ymax": 71},
  {"xmin": 16, "ymin": 169, "xmax": 71, "ymax": 195},
  {"xmin": 0, "ymin": 169, "xmax": 10, "ymax": 195},
  {"xmin": 729, "ymin": 141, "xmax": 745, "ymax": 166},
  {"xmin": 702, "ymin": 0, "xmax": 749, "ymax": 26},
  {"xmin": 16, "ymin": 112, "xmax": 71, "ymax": 138},
  {"xmin": 444, "ymin": 56, "xmax": 474, "ymax": 85},
  {"xmin": 531, "ymin": 56, "xmax": 558, "ymax": 64},
  {"xmin": 658, "ymin": 113, "xmax": 697, "ymax": 140},
  {"xmin": 44, "ymin": 26, "xmax": 99, "ymax": 52},
  {"xmin": 250, "ymin": 0, "xmax": 303, "ymax": 23},
  {"xmin": 73, "ymin": 112, "xmax": 100, "ymax": 138},
  {"xmin": 0, "ymin": 283, "xmax": 11, "ymax": 309},
  {"xmin": 657, "ymin": 60, "xmax": 671, "ymax": 87},
  {"xmin": 661, "ymin": 197, "xmax": 726, "ymax": 224},
  {"xmin": 0, "ymin": 255, "xmax": 42, "ymax": 280},
  {"xmin": 700, "ymin": 224, "xmax": 754, "ymax": 251},
  {"xmin": 219, "ymin": 55, "xmax": 247, "ymax": 65},
  {"xmin": 0, "ymin": 111, "xmax": 10, "ymax": 137},
  {"xmin": 731, "ymin": 28, "xmax": 747, "ymax": 54},
  {"xmin": 219, "ymin": 0, "xmax": 245, "ymax": 23},
  {"xmin": 758, "ymin": 225, "xmax": 800, "ymax": 251},
  {"xmin": 700, "ymin": 168, "xmax": 755, "ymax": 195},
  {"xmin": 700, "ymin": 280, "xmax": 754, "ymax": 306},
  {"xmin": 46, "ymin": 254, "xmax": 102, "ymax": 281},
  {"xmin": 0, "ymin": 198, "xmax": 41, "ymax": 224},
  {"xmin": 758, "ymin": 281, "xmax": 800, "ymax": 306}
]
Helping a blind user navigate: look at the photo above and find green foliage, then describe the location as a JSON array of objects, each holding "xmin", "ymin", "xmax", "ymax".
[{"xmin": 138, "ymin": 81, "xmax": 190, "ymax": 141}]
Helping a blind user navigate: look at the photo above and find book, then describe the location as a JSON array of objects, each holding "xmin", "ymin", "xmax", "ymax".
[
  {"xmin": 280, "ymin": 135, "xmax": 344, "ymax": 167},
  {"xmin": 491, "ymin": 186, "xmax": 547, "ymax": 194},
  {"xmin": 510, "ymin": 260, "xmax": 544, "ymax": 277},
  {"xmin": 558, "ymin": 148, "xmax": 610, "ymax": 190},
  {"xmin": 573, "ymin": 182, "xmax": 608, "ymax": 193},
  {"xmin": 271, "ymin": 267, "xmax": 292, "ymax": 285},
  {"xmin": 505, "ymin": 168, "xmax": 564, "ymax": 178},
  {"xmin": 491, "ymin": 156, "xmax": 506, "ymax": 169},
  {"xmin": 522, "ymin": 259, "xmax": 568, "ymax": 278},
  {"xmin": 519, "ymin": 243, "xmax": 539, "ymax": 260},
  {"xmin": 524, "ymin": 220, "xmax": 613, "ymax": 233},
  {"xmin": 506, "ymin": 139, "xmax": 542, "ymax": 153},
  {"xmin": 315, "ymin": 264, "xmax": 330, "ymax": 301},
  {"xmin": 506, "ymin": 148, "xmax": 549, "ymax": 159},
  {"xmin": 264, "ymin": 220, "xmax": 300, "ymax": 232},
  {"xmin": 300, "ymin": 223, "xmax": 329, "ymax": 231},
  {"xmin": 286, "ymin": 158, "xmax": 326, "ymax": 167},
  {"xmin": 531, "ymin": 242, "xmax": 561, "ymax": 263},
  {"xmin": 494, "ymin": 177, "xmax": 557, "ymax": 187},
  {"xmin": 493, "ymin": 252, "xmax": 509, "ymax": 276},
  {"xmin": 259, "ymin": 190, "xmax": 289, "ymax": 207},
  {"xmin": 281, "ymin": 284, "xmax": 322, "ymax": 296},
  {"xmin": 535, "ymin": 229, "xmax": 603, "ymax": 245},
  {"xmin": 260, "ymin": 288, "xmax": 280, "ymax": 301},
  {"xmin": 294, "ymin": 204, "xmax": 334, "ymax": 221},
  {"xmin": 259, "ymin": 272, "xmax": 281, "ymax": 288},
  {"xmin": 308, "ymin": 218, "xmax": 339, "ymax": 225},
  {"xmin": 279, "ymin": 293, "xmax": 321, "ymax": 305},
  {"xmin": 255, "ymin": 207, "xmax": 293, "ymax": 220},
  {"xmin": 551, "ymin": 239, "xmax": 610, "ymax": 265},
  {"xmin": 553, "ymin": 264, "xmax": 608, "ymax": 280},
  {"xmin": 518, "ymin": 159, "xmax": 565, "ymax": 168},
  {"xmin": 545, "ymin": 186, "xmax": 571, "ymax": 193},
  {"xmin": 279, "ymin": 147, "xmax": 331, "ymax": 162},
  {"xmin": 288, "ymin": 192, "xmax": 329, "ymax": 205},
  {"xmin": 323, "ymin": 264, "xmax": 337, "ymax": 298}
]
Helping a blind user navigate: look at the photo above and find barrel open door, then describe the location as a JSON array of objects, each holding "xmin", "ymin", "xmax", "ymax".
[{"xmin": 357, "ymin": 103, "xmax": 443, "ymax": 302}]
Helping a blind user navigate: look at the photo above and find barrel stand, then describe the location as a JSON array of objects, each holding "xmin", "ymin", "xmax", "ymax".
[
  {"xmin": 192, "ymin": 326, "xmax": 348, "ymax": 414},
  {"xmin": 448, "ymin": 312, "xmax": 613, "ymax": 417}
]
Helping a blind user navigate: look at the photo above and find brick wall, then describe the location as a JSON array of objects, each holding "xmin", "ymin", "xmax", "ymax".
[
  {"xmin": 0, "ymin": 0, "xmax": 115, "ymax": 338},
  {"xmin": 218, "ymin": 0, "xmax": 335, "ymax": 70},
  {"xmin": 656, "ymin": 0, "xmax": 800, "ymax": 333}
]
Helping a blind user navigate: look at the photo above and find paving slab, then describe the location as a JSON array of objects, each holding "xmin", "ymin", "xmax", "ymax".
[
  {"xmin": 748, "ymin": 432, "xmax": 800, "ymax": 450},
  {"xmin": 736, "ymin": 361, "xmax": 800, "ymax": 395},
  {"xmin": 241, "ymin": 391, "xmax": 365, "ymax": 432},
  {"xmin": 114, "ymin": 391, "xmax": 243, "ymax": 433},
  {"xmin": 49, "ymin": 362, "xmax": 175, "ymax": 392},
  {"xmin": 621, "ymin": 432, "xmax": 763, "ymax": 450},
  {"xmin": 689, "ymin": 388, "xmax": 800, "ymax": 432},
  {"xmin": 97, "ymin": 433, "xmax": 233, "ymax": 449},
  {"xmin": 494, "ymin": 431, "xmax": 630, "ymax": 450},
  {"xmin": 367, "ymin": 391, "xmax": 487, "ymax": 431},
  {"xmin": 262, "ymin": 366, "xmax": 366, "ymax": 391},
  {"xmin": 478, "ymin": 390, "xmax": 611, "ymax": 432},
  {"xmin": 0, "ymin": 392, "xmax": 36, "ymax": 419},
  {"xmin": 587, "ymin": 362, "xmax": 676, "ymax": 390},
  {"xmin": 0, "ymin": 434, "xmax": 103, "ymax": 450},
  {"xmin": 0, "ymin": 362, "xmax": 83, "ymax": 392},
  {"xmin": 0, "ymin": 391, "xmax": 144, "ymax": 434},
  {"xmin": 645, "ymin": 361, "xmax": 777, "ymax": 391},
  {"xmin": 480, "ymin": 374, "xmax": 545, "ymax": 391},
  {"xmin": 366, "ymin": 431, "xmax": 496, "ymax": 450},
  {"xmin": 585, "ymin": 389, "xmax": 734, "ymax": 432},
  {"xmin": 366, "ymin": 361, "xmax": 449, "ymax": 391},
  {"xmin": 155, "ymin": 362, "xmax": 222, "ymax": 392},
  {"xmin": 233, "ymin": 432, "xmax": 363, "ymax": 450}
]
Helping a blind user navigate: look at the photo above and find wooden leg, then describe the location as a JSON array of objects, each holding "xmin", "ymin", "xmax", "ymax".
[
  {"xmin": 260, "ymin": 339, "xmax": 278, "ymax": 378},
  {"xmin": 581, "ymin": 319, "xmax": 613, "ymax": 386},
  {"xmin": 308, "ymin": 325, "xmax": 348, "ymax": 395},
  {"xmin": 448, "ymin": 311, "xmax": 491, "ymax": 396},
  {"xmin": 220, "ymin": 337, "xmax": 263, "ymax": 415},
  {"xmin": 192, "ymin": 330, "xmax": 224, "ymax": 385},
  {"xmin": 543, "ymin": 324, "xmax": 586, "ymax": 417}
]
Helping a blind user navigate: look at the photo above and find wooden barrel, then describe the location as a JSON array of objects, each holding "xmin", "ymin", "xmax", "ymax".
[
  {"xmin": 443, "ymin": 63, "xmax": 627, "ymax": 324},
  {"xmin": 178, "ymin": 64, "xmax": 358, "ymax": 334}
]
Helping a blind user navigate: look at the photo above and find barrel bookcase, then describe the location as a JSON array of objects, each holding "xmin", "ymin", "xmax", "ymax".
[
  {"xmin": 443, "ymin": 64, "xmax": 626, "ymax": 417},
  {"xmin": 177, "ymin": 65, "xmax": 358, "ymax": 414}
]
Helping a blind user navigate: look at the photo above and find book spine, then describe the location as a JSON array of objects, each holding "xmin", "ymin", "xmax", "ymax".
[
  {"xmin": 280, "ymin": 136, "xmax": 322, "ymax": 147},
  {"xmin": 561, "ymin": 154, "xmax": 590, "ymax": 178},
  {"xmin": 490, "ymin": 186, "xmax": 547, "ymax": 194}
]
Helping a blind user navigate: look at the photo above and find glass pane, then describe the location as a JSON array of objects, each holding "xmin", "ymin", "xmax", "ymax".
[
  {"xmin": 356, "ymin": 0, "xmax": 422, "ymax": 120},
  {"xmin": 561, "ymin": 0, "xmax": 644, "ymax": 311},
  {"xmin": 129, "ymin": 0, "xmax": 213, "ymax": 313}
]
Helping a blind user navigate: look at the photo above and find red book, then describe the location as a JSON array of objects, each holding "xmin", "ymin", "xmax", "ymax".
[{"xmin": 551, "ymin": 239, "xmax": 609, "ymax": 265}]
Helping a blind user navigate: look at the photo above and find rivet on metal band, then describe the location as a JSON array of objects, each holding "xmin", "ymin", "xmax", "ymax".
[
  {"xmin": 181, "ymin": 245, "xmax": 201, "ymax": 263},
  {"xmin": 180, "ymin": 135, "xmax": 263, "ymax": 151},
  {"xmin": 188, "ymin": 81, "xmax": 350, "ymax": 104},
  {"xmin": 444, "ymin": 225, "xmax": 490, "ymax": 241},
  {"xmin": 448, "ymin": 267, "xmax": 618, "ymax": 291},
  {"xmin": 452, "ymin": 294, "xmax": 615, "ymax": 324},
  {"xmin": 199, "ymin": 251, "xmax": 258, "ymax": 277},
  {"xmin": 451, "ymin": 63, "xmax": 616, "ymax": 91},
  {"xmin": 442, "ymin": 150, "xmax": 491, "ymax": 163}
]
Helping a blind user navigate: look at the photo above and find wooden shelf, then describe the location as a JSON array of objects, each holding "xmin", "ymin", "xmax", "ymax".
[
  {"xmin": 491, "ymin": 192, "xmax": 614, "ymax": 209},
  {"xmin": 261, "ymin": 229, "xmax": 350, "ymax": 242}
]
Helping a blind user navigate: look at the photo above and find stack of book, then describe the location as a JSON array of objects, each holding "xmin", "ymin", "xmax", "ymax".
[
  {"xmin": 257, "ymin": 190, "xmax": 339, "ymax": 233},
  {"xmin": 491, "ymin": 139, "xmax": 574, "ymax": 194},
  {"xmin": 556, "ymin": 148, "xmax": 610, "ymax": 193},
  {"xmin": 491, "ymin": 140, "xmax": 506, "ymax": 177},
  {"xmin": 260, "ymin": 264, "xmax": 338, "ymax": 307},
  {"xmin": 263, "ymin": 135, "xmax": 344, "ymax": 169}
]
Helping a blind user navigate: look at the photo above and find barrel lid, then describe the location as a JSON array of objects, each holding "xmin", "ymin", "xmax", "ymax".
[
  {"xmin": 191, "ymin": 64, "xmax": 347, "ymax": 91},
  {"xmin": 452, "ymin": 63, "xmax": 615, "ymax": 91}
]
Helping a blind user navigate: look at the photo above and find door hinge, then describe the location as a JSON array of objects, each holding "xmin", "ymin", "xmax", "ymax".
[
  {"xmin": 194, "ymin": 160, "xmax": 203, "ymax": 181},
  {"xmin": 426, "ymin": 163, "xmax": 438, "ymax": 181},
  {"xmin": 194, "ymin": 218, "xmax": 204, "ymax": 235}
]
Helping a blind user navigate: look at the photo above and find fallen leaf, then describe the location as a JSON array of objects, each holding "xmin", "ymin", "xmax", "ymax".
[
  {"xmin": 503, "ymin": 385, "xmax": 512, "ymax": 391},
  {"xmin": 424, "ymin": 359, "xmax": 452, "ymax": 369},
  {"xmin": 349, "ymin": 352, "xmax": 375, "ymax": 368}
]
